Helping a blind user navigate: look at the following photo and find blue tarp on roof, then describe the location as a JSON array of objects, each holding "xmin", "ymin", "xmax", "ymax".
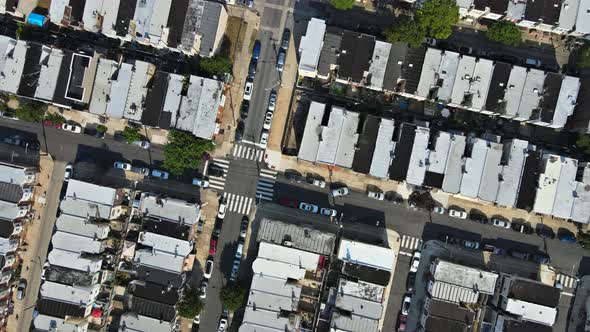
[{"xmin": 27, "ymin": 13, "xmax": 45, "ymax": 27}]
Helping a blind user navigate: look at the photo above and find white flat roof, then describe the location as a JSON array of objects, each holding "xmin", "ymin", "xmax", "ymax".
[
  {"xmin": 250, "ymin": 274, "xmax": 302, "ymax": 299},
  {"xmin": 140, "ymin": 194, "xmax": 200, "ymax": 225},
  {"xmin": 478, "ymin": 141, "xmax": 503, "ymax": 202},
  {"xmin": 406, "ymin": 126, "xmax": 430, "ymax": 186},
  {"xmin": 0, "ymin": 200, "xmax": 22, "ymax": 221},
  {"xmin": 552, "ymin": 156, "xmax": 577, "ymax": 219},
  {"xmin": 503, "ymin": 66, "xmax": 527, "ymax": 117},
  {"xmin": 0, "ymin": 39, "xmax": 26, "ymax": 94},
  {"xmin": 162, "ymin": 73, "xmax": 184, "ymax": 125},
  {"xmin": 52, "ymin": 231, "xmax": 104, "ymax": 254},
  {"xmin": 442, "ymin": 134, "xmax": 466, "ymax": 194},
  {"xmin": 433, "ymin": 260, "xmax": 497, "ymax": 294},
  {"xmin": 337, "ymin": 278, "xmax": 385, "ymax": 302},
  {"xmin": 496, "ymin": 139, "xmax": 528, "ymax": 207},
  {"xmin": 105, "ymin": 62, "xmax": 133, "ymax": 118},
  {"xmin": 517, "ymin": 69, "xmax": 545, "ymax": 120},
  {"xmin": 252, "ymin": 258, "xmax": 307, "ymax": 280},
  {"xmin": 0, "ymin": 163, "xmax": 30, "ymax": 185},
  {"xmin": 49, "ymin": 0, "xmax": 68, "ymax": 24},
  {"xmin": 89, "ymin": 58, "xmax": 116, "ymax": 116},
  {"xmin": 316, "ymin": 106, "xmax": 359, "ymax": 168},
  {"xmin": 47, "ymin": 249, "xmax": 102, "ymax": 273},
  {"xmin": 82, "ymin": 0, "xmax": 105, "ymax": 33},
  {"xmin": 505, "ymin": 299, "xmax": 556, "ymax": 326},
  {"xmin": 331, "ymin": 312, "xmax": 379, "ymax": 332},
  {"xmin": 55, "ymin": 214, "xmax": 110, "ymax": 239},
  {"xmin": 451, "ymin": 55, "xmax": 477, "ymax": 105},
  {"xmin": 133, "ymin": 0, "xmax": 172, "ymax": 45},
  {"xmin": 436, "ymin": 51, "xmax": 460, "ymax": 101},
  {"xmin": 298, "ymin": 101, "xmax": 325, "ymax": 162},
  {"xmin": 247, "ymin": 289, "xmax": 298, "ymax": 312},
  {"xmin": 124, "ymin": 60, "xmax": 152, "ymax": 121},
  {"xmin": 298, "ymin": 18, "xmax": 326, "ymax": 75},
  {"xmin": 175, "ymin": 75, "xmax": 223, "ymax": 139},
  {"xmin": 367, "ymin": 41, "xmax": 391, "ymax": 91},
  {"xmin": 427, "ymin": 131, "xmax": 451, "ymax": 174},
  {"xmin": 40, "ymin": 281, "xmax": 100, "ymax": 306},
  {"xmin": 559, "ymin": 0, "xmax": 580, "ymax": 31},
  {"xmin": 369, "ymin": 119, "xmax": 395, "ymax": 178},
  {"xmin": 134, "ymin": 249, "xmax": 184, "ymax": 273},
  {"xmin": 66, "ymin": 179, "xmax": 117, "ymax": 206},
  {"xmin": 460, "ymin": 138, "xmax": 487, "ymax": 198},
  {"xmin": 101, "ymin": 0, "xmax": 120, "ymax": 37},
  {"xmin": 572, "ymin": 165, "xmax": 590, "ymax": 224},
  {"xmin": 337, "ymin": 239, "xmax": 394, "ymax": 271},
  {"xmin": 240, "ymin": 308, "xmax": 296, "ymax": 332},
  {"xmin": 34, "ymin": 314, "xmax": 88, "ymax": 332},
  {"xmin": 552, "ymin": 76, "xmax": 580, "ymax": 127},
  {"xmin": 533, "ymin": 154, "xmax": 577, "ymax": 217},
  {"xmin": 257, "ymin": 242, "xmax": 319, "ymax": 271},
  {"xmin": 416, "ymin": 48, "xmax": 442, "ymax": 98},
  {"xmin": 576, "ymin": 0, "xmax": 590, "ymax": 35},
  {"xmin": 138, "ymin": 231, "xmax": 192, "ymax": 257},
  {"xmin": 119, "ymin": 313, "xmax": 173, "ymax": 332},
  {"xmin": 469, "ymin": 58, "xmax": 494, "ymax": 110},
  {"xmin": 35, "ymin": 47, "xmax": 64, "ymax": 101},
  {"xmin": 335, "ymin": 293, "xmax": 383, "ymax": 319}
]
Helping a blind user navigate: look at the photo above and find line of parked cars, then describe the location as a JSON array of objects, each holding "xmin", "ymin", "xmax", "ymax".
[
  {"xmin": 399, "ymin": 250, "xmax": 421, "ymax": 331},
  {"xmin": 113, "ymin": 161, "xmax": 170, "ymax": 179}
]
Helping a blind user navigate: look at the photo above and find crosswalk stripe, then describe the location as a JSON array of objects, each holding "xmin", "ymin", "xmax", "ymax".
[
  {"xmin": 256, "ymin": 150, "xmax": 263, "ymax": 162},
  {"xmin": 238, "ymin": 196, "xmax": 245, "ymax": 212},
  {"xmin": 245, "ymin": 198, "xmax": 252, "ymax": 214},
  {"xmin": 213, "ymin": 158, "xmax": 230, "ymax": 165},
  {"xmin": 210, "ymin": 183, "xmax": 225, "ymax": 190},
  {"xmin": 228, "ymin": 194, "xmax": 235, "ymax": 211},
  {"xmin": 257, "ymin": 180, "xmax": 274, "ymax": 188},
  {"xmin": 260, "ymin": 172, "xmax": 277, "ymax": 179}
]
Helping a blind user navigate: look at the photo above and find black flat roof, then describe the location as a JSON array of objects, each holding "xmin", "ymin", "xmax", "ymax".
[
  {"xmin": 429, "ymin": 299, "xmax": 475, "ymax": 323},
  {"xmin": 142, "ymin": 217, "xmax": 191, "ymax": 240},
  {"xmin": 485, "ymin": 62, "xmax": 512, "ymax": 113},
  {"xmin": 516, "ymin": 150, "xmax": 540, "ymax": 210},
  {"xmin": 0, "ymin": 219, "xmax": 14, "ymax": 238},
  {"xmin": 115, "ymin": 0, "xmax": 137, "ymax": 37},
  {"xmin": 508, "ymin": 278, "xmax": 560, "ymax": 307},
  {"xmin": 337, "ymin": 31, "xmax": 375, "ymax": 83},
  {"xmin": 566, "ymin": 75, "xmax": 590, "ymax": 131},
  {"xmin": 539, "ymin": 72, "xmax": 562, "ymax": 123},
  {"xmin": 402, "ymin": 47, "xmax": 426, "ymax": 94},
  {"xmin": 473, "ymin": 0, "xmax": 509, "ymax": 14},
  {"xmin": 523, "ymin": 0, "xmax": 561, "ymax": 25},
  {"xmin": 17, "ymin": 43, "xmax": 42, "ymax": 98},
  {"xmin": 352, "ymin": 115, "xmax": 379, "ymax": 174},
  {"xmin": 341, "ymin": 262, "xmax": 390, "ymax": 286},
  {"xmin": 36, "ymin": 298, "xmax": 86, "ymax": 318},
  {"xmin": 423, "ymin": 171, "xmax": 444, "ymax": 189},
  {"xmin": 390, "ymin": 123, "xmax": 415, "ymax": 181},
  {"xmin": 69, "ymin": 0, "xmax": 86, "ymax": 25},
  {"xmin": 52, "ymin": 51, "xmax": 73, "ymax": 107},
  {"xmin": 136, "ymin": 265, "xmax": 184, "ymax": 288},
  {"xmin": 130, "ymin": 296, "xmax": 176, "ymax": 322},
  {"xmin": 425, "ymin": 316, "xmax": 468, "ymax": 332},
  {"xmin": 65, "ymin": 54, "xmax": 90, "ymax": 101},
  {"xmin": 383, "ymin": 42, "xmax": 409, "ymax": 92},
  {"xmin": 166, "ymin": 0, "xmax": 190, "ymax": 48},
  {"xmin": 318, "ymin": 27, "xmax": 343, "ymax": 78},
  {"xmin": 131, "ymin": 281, "xmax": 179, "ymax": 305},
  {"xmin": 504, "ymin": 320, "xmax": 553, "ymax": 332},
  {"xmin": 141, "ymin": 72, "xmax": 168, "ymax": 127}
]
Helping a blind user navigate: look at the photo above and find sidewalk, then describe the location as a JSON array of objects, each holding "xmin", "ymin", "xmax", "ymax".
[{"xmin": 378, "ymin": 229, "xmax": 401, "ymax": 331}]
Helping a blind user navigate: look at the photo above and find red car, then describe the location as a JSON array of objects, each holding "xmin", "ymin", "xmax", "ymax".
[
  {"xmin": 209, "ymin": 238, "xmax": 218, "ymax": 255},
  {"xmin": 397, "ymin": 314, "xmax": 407, "ymax": 331},
  {"xmin": 279, "ymin": 198, "xmax": 298, "ymax": 208},
  {"xmin": 43, "ymin": 120, "xmax": 62, "ymax": 129}
]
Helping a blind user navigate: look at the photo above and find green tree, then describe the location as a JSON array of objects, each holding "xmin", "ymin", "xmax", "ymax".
[
  {"xmin": 163, "ymin": 130, "xmax": 214, "ymax": 176},
  {"xmin": 44, "ymin": 112, "xmax": 66, "ymax": 125},
  {"xmin": 386, "ymin": 20, "xmax": 427, "ymax": 48},
  {"xmin": 0, "ymin": 101, "xmax": 6, "ymax": 113},
  {"xmin": 16, "ymin": 102, "xmax": 44, "ymax": 122},
  {"xmin": 200, "ymin": 55, "xmax": 232, "ymax": 76},
  {"xmin": 330, "ymin": 0, "xmax": 355, "ymax": 10},
  {"xmin": 122, "ymin": 126, "xmax": 142, "ymax": 143},
  {"xmin": 577, "ymin": 134, "xmax": 590, "ymax": 154},
  {"xmin": 177, "ymin": 289, "xmax": 204, "ymax": 318},
  {"xmin": 220, "ymin": 285, "xmax": 247, "ymax": 312},
  {"xmin": 96, "ymin": 124, "xmax": 108, "ymax": 133},
  {"xmin": 578, "ymin": 43, "xmax": 590, "ymax": 69},
  {"xmin": 486, "ymin": 21, "xmax": 521, "ymax": 46}
]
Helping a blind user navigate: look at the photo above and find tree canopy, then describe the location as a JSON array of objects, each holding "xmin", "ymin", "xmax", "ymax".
[
  {"xmin": 386, "ymin": 0, "xmax": 459, "ymax": 46},
  {"xmin": 578, "ymin": 43, "xmax": 590, "ymax": 69},
  {"xmin": 44, "ymin": 112, "xmax": 66, "ymax": 125},
  {"xmin": 177, "ymin": 289, "xmax": 204, "ymax": 318},
  {"xmin": 16, "ymin": 102, "xmax": 44, "ymax": 122},
  {"xmin": 122, "ymin": 126, "xmax": 142, "ymax": 143},
  {"xmin": 485, "ymin": 21, "xmax": 521, "ymax": 46},
  {"xmin": 163, "ymin": 130, "xmax": 214, "ymax": 176},
  {"xmin": 330, "ymin": 0, "xmax": 355, "ymax": 10},
  {"xmin": 200, "ymin": 55, "xmax": 232, "ymax": 76},
  {"xmin": 220, "ymin": 285, "xmax": 247, "ymax": 312},
  {"xmin": 576, "ymin": 133, "xmax": 590, "ymax": 154}
]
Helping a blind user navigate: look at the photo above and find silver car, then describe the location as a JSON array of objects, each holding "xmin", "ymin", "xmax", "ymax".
[
  {"xmin": 299, "ymin": 202, "xmax": 319, "ymax": 213},
  {"xmin": 331, "ymin": 187, "xmax": 349, "ymax": 197}
]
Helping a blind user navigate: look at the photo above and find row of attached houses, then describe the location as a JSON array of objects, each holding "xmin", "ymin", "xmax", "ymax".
[
  {"xmin": 298, "ymin": 19, "xmax": 588, "ymax": 132},
  {"xmin": 0, "ymin": 35, "xmax": 225, "ymax": 139},
  {"xmin": 298, "ymin": 102, "xmax": 590, "ymax": 223}
]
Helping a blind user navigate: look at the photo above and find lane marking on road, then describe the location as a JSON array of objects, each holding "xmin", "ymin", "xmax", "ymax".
[
  {"xmin": 562, "ymin": 292, "xmax": 574, "ymax": 297},
  {"xmin": 399, "ymin": 251, "xmax": 413, "ymax": 257}
]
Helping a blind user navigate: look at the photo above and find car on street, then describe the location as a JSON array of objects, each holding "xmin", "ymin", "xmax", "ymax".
[
  {"xmin": 114, "ymin": 162, "xmax": 132, "ymax": 171},
  {"xmin": 192, "ymin": 178, "xmax": 210, "ymax": 188},
  {"xmin": 492, "ymin": 218, "xmax": 511, "ymax": 229},
  {"xmin": 320, "ymin": 208, "xmax": 337, "ymax": 217},
  {"xmin": 276, "ymin": 50, "xmax": 286, "ymax": 72},
  {"xmin": 367, "ymin": 191, "xmax": 384, "ymax": 200},
  {"xmin": 406, "ymin": 273, "xmax": 416, "ymax": 292},
  {"xmin": 511, "ymin": 222, "xmax": 533, "ymax": 234},
  {"xmin": 151, "ymin": 169, "xmax": 169, "ymax": 180},
  {"xmin": 398, "ymin": 314, "xmax": 407, "ymax": 331},
  {"xmin": 62, "ymin": 123, "xmax": 82, "ymax": 133},
  {"xmin": 240, "ymin": 216, "xmax": 249, "ymax": 238},
  {"xmin": 217, "ymin": 201, "xmax": 227, "ymax": 219},
  {"xmin": 401, "ymin": 295, "xmax": 412, "ymax": 315},
  {"xmin": 208, "ymin": 164, "xmax": 225, "ymax": 178},
  {"xmin": 263, "ymin": 111, "xmax": 273, "ymax": 130},
  {"xmin": 193, "ymin": 314, "xmax": 200, "ymax": 325},
  {"xmin": 252, "ymin": 40, "xmax": 261, "ymax": 60},
  {"xmin": 526, "ymin": 58, "xmax": 542, "ymax": 67},
  {"xmin": 432, "ymin": 206, "xmax": 445, "ymax": 214},
  {"xmin": 230, "ymin": 260, "xmax": 240, "ymax": 282},
  {"xmin": 240, "ymin": 101, "xmax": 249, "ymax": 119},
  {"xmin": 132, "ymin": 140, "xmax": 150, "ymax": 149},
  {"xmin": 204, "ymin": 259, "xmax": 214, "ymax": 278},
  {"xmin": 16, "ymin": 280, "xmax": 26, "ymax": 300},
  {"xmin": 410, "ymin": 251, "xmax": 421, "ymax": 273},
  {"xmin": 299, "ymin": 202, "xmax": 319, "ymax": 213},
  {"xmin": 285, "ymin": 172, "xmax": 305, "ymax": 183},
  {"xmin": 509, "ymin": 250, "xmax": 530, "ymax": 261},
  {"xmin": 235, "ymin": 243, "xmax": 244, "ymax": 259},
  {"xmin": 462, "ymin": 240, "xmax": 480, "ymax": 250},
  {"xmin": 64, "ymin": 163, "xmax": 73, "ymax": 181},
  {"xmin": 558, "ymin": 232, "xmax": 576, "ymax": 243},
  {"xmin": 532, "ymin": 253, "xmax": 550, "ymax": 264},
  {"xmin": 199, "ymin": 280, "xmax": 208, "ymax": 299},
  {"xmin": 424, "ymin": 37, "xmax": 437, "ymax": 46},
  {"xmin": 469, "ymin": 213, "xmax": 488, "ymax": 224},
  {"xmin": 281, "ymin": 29, "xmax": 290, "ymax": 50},
  {"xmin": 260, "ymin": 130, "xmax": 269, "ymax": 148},
  {"xmin": 307, "ymin": 178, "xmax": 326, "ymax": 188},
  {"xmin": 268, "ymin": 91, "xmax": 277, "ymax": 111},
  {"xmin": 132, "ymin": 167, "xmax": 150, "ymax": 176},
  {"xmin": 209, "ymin": 238, "xmax": 218, "ymax": 255},
  {"xmin": 331, "ymin": 187, "xmax": 349, "ymax": 197},
  {"xmin": 218, "ymin": 318, "xmax": 228, "ymax": 331},
  {"xmin": 449, "ymin": 209, "xmax": 467, "ymax": 219},
  {"xmin": 248, "ymin": 59, "xmax": 257, "ymax": 79},
  {"xmin": 243, "ymin": 80, "xmax": 253, "ymax": 100},
  {"xmin": 235, "ymin": 121, "xmax": 245, "ymax": 142},
  {"xmin": 536, "ymin": 227, "xmax": 555, "ymax": 239},
  {"xmin": 458, "ymin": 46, "xmax": 473, "ymax": 54}
]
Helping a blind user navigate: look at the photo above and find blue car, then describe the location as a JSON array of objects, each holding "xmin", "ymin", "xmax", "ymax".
[
  {"xmin": 558, "ymin": 233, "xmax": 576, "ymax": 243},
  {"xmin": 252, "ymin": 40, "xmax": 261, "ymax": 60}
]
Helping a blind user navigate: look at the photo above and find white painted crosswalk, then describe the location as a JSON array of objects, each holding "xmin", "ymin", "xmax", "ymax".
[
  {"xmin": 223, "ymin": 193, "xmax": 253, "ymax": 215},
  {"xmin": 556, "ymin": 273, "xmax": 577, "ymax": 289},
  {"xmin": 401, "ymin": 235, "xmax": 422, "ymax": 251},
  {"xmin": 207, "ymin": 158, "xmax": 230, "ymax": 191},
  {"xmin": 256, "ymin": 169, "xmax": 277, "ymax": 201},
  {"xmin": 232, "ymin": 144, "xmax": 264, "ymax": 162}
]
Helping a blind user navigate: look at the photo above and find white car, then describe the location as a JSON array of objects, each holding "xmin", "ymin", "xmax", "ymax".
[
  {"xmin": 218, "ymin": 318, "xmax": 228, "ymax": 331},
  {"xmin": 114, "ymin": 162, "xmax": 132, "ymax": 171},
  {"xmin": 217, "ymin": 202, "xmax": 227, "ymax": 219},
  {"xmin": 311, "ymin": 179, "xmax": 326, "ymax": 188},
  {"xmin": 331, "ymin": 187, "xmax": 349, "ymax": 197},
  {"xmin": 64, "ymin": 163, "xmax": 73, "ymax": 181},
  {"xmin": 410, "ymin": 251, "xmax": 421, "ymax": 273},
  {"xmin": 193, "ymin": 314, "xmax": 200, "ymax": 325},
  {"xmin": 449, "ymin": 209, "xmax": 467, "ymax": 219},
  {"xmin": 263, "ymin": 111, "xmax": 273, "ymax": 130},
  {"xmin": 151, "ymin": 169, "xmax": 169, "ymax": 180},
  {"xmin": 199, "ymin": 280, "xmax": 208, "ymax": 299},
  {"xmin": 204, "ymin": 259, "xmax": 214, "ymax": 279},
  {"xmin": 367, "ymin": 191, "xmax": 384, "ymax": 200},
  {"xmin": 62, "ymin": 123, "xmax": 82, "ymax": 133},
  {"xmin": 243, "ymin": 80, "xmax": 253, "ymax": 101},
  {"xmin": 260, "ymin": 130, "xmax": 269, "ymax": 148},
  {"xmin": 492, "ymin": 218, "xmax": 511, "ymax": 229},
  {"xmin": 132, "ymin": 141, "xmax": 150, "ymax": 149},
  {"xmin": 320, "ymin": 208, "xmax": 337, "ymax": 217},
  {"xmin": 192, "ymin": 178, "xmax": 210, "ymax": 188},
  {"xmin": 268, "ymin": 91, "xmax": 277, "ymax": 111},
  {"xmin": 401, "ymin": 295, "xmax": 412, "ymax": 315},
  {"xmin": 299, "ymin": 202, "xmax": 319, "ymax": 213},
  {"xmin": 432, "ymin": 206, "xmax": 445, "ymax": 214}
]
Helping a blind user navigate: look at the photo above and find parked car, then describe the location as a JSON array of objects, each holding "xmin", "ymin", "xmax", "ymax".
[
  {"xmin": 532, "ymin": 253, "xmax": 550, "ymax": 264},
  {"xmin": 268, "ymin": 90, "xmax": 277, "ymax": 111},
  {"xmin": 260, "ymin": 130, "xmax": 269, "ymax": 148},
  {"xmin": 132, "ymin": 167, "xmax": 150, "ymax": 176},
  {"xmin": 218, "ymin": 318, "xmax": 228, "ymax": 331},
  {"xmin": 320, "ymin": 208, "xmax": 337, "ymax": 217},
  {"xmin": 406, "ymin": 273, "xmax": 416, "ymax": 292},
  {"xmin": 263, "ymin": 111, "xmax": 273, "ymax": 130},
  {"xmin": 235, "ymin": 121, "xmax": 245, "ymax": 142},
  {"xmin": 492, "ymin": 218, "xmax": 511, "ymax": 229},
  {"xmin": 449, "ymin": 209, "xmax": 467, "ymax": 219},
  {"xmin": 331, "ymin": 187, "xmax": 350, "ymax": 197},
  {"xmin": 204, "ymin": 259, "xmax": 214, "ymax": 278},
  {"xmin": 285, "ymin": 172, "xmax": 305, "ymax": 183},
  {"xmin": 62, "ymin": 123, "xmax": 82, "ymax": 133},
  {"xmin": 230, "ymin": 260, "xmax": 240, "ymax": 282},
  {"xmin": 558, "ymin": 232, "xmax": 576, "ymax": 243},
  {"xmin": 367, "ymin": 191, "xmax": 384, "ymax": 200},
  {"xmin": 401, "ymin": 295, "xmax": 412, "ymax": 315},
  {"xmin": 240, "ymin": 101, "xmax": 249, "ymax": 119},
  {"xmin": 511, "ymin": 222, "xmax": 533, "ymax": 234},
  {"xmin": 462, "ymin": 240, "xmax": 480, "ymax": 250},
  {"xmin": 235, "ymin": 243, "xmax": 244, "ymax": 259},
  {"xmin": 526, "ymin": 58, "xmax": 542, "ymax": 67},
  {"xmin": 243, "ymin": 80, "xmax": 254, "ymax": 101},
  {"xmin": 209, "ymin": 238, "xmax": 218, "ymax": 255},
  {"xmin": 398, "ymin": 314, "xmax": 407, "ymax": 332},
  {"xmin": 410, "ymin": 251, "xmax": 421, "ymax": 273},
  {"xmin": 114, "ymin": 162, "xmax": 132, "ymax": 171},
  {"xmin": 458, "ymin": 46, "xmax": 473, "ymax": 54},
  {"xmin": 64, "ymin": 163, "xmax": 73, "ymax": 181},
  {"xmin": 509, "ymin": 250, "xmax": 530, "ymax": 260},
  {"xmin": 423, "ymin": 37, "xmax": 437, "ymax": 46},
  {"xmin": 240, "ymin": 216, "xmax": 249, "ymax": 238},
  {"xmin": 299, "ymin": 202, "xmax": 319, "ymax": 213},
  {"xmin": 469, "ymin": 214, "xmax": 488, "ymax": 224},
  {"xmin": 193, "ymin": 314, "xmax": 201, "ymax": 325},
  {"xmin": 16, "ymin": 280, "xmax": 26, "ymax": 300},
  {"xmin": 276, "ymin": 50, "xmax": 286, "ymax": 72},
  {"xmin": 307, "ymin": 178, "xmax": 326, "ymax": 188},
  {"xmin": 252, "ymin": 40, "xmax": 261, "ymax": 60},
  {"xmin": 281, "ymin": 29, "xmax": 290, "ymax": 50},
  {"xmin": 536, "ymin": 227, "xmax": 555, "ymax": 239},
  {"xmin": 132, "ymin": 140, "xmax": 150, "ymax": 149},
  {"xmin": 217, "ymin": 201, "xmax": 227, "ymax": 219},
  {"xmin": 248, "ymin": 59, "xmax": 257, "ymax": 79},
  {"xmin": 432, "ymin": 207, "xmax": 445, "ymax": 214},
  {"xmin": 199, "ymin": 280, "xmax": 208, "ymax": 299},
  {"xmin": 151, "ymin": 169, "xmax": 169, "ymax": 180},
  {"xmin": 192, "ymin": 177, "xmax": 210, "ymax": 188}
]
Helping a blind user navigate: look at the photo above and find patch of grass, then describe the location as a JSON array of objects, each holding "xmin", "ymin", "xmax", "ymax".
[{"xmin": 224, "ymin": 16, "xmax": 248, "ymax": 60}]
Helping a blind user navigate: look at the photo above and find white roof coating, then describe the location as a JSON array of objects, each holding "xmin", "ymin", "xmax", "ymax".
[
  {"xmin": 433, "ymin": 260, "xmax": 498, "ymax": 294},
  {"xmin": 133, "ymin": 0, "xmax": 172, "ymax": 45},
  {"xmin": 119, "ymin": 313, "xmax": 173, "ymax": 332},
  {"xmin": 133, "ymin": 249, "xmax": 185, "ymax": 273},
  {"xmin": 55, "ymin": 214, "xmax": 110, "ymax": 239},
  {"xmin": 451, "ymin": 55, "xmax": 477, "ymax": 105},
  {"xmin": 503, "ymin": 66, "xmax": 527, "ymax": 117},
  {"xmin": 241, "ymin": 308, "xmax": 296, "ymax": 332},
  {"xmin": 517, "ymin": 69, "xmax": 545, "ymax": 120},
  {"xmin": 257, "ymin": 242, "xmax": 319, "ymax": 271},
  {"xmin": 298, "ymin": 18, "xmax": 326, "ymax": 76},
  {"xmin": 49, "ymin": 0, "xmax": 68, "ymax": 24},
  {"xmin": 174, "ymin": 75, "xmax": 223, "ymax": 139},
  {"xmin": 60, "ymin": 199, "xmax": 112, "ymax": 220},
  {"xmin": 406, "ymin": 126, "xmax": 430, "ymax": 186},
  {"xmin": 124, "ymin": 60, "xmax": 152, "ymax": 121},
  {"xmin": 337, "ymin": 239, "xmax": 394, "ymax": 271},
  {"xmin": 436, "ymin": 51, "xmax": 460, "ymax": 101},
  {"xmin": 0, "ymin": 39, "xmax": 26, "ymax": 94},
  {"xmin": 337, "ymin": 279, "xmax": 385, "ymax": 302},
  {"xmin": 469, "ymin": 58, "xmax": 494, "ymax": 110},
  {"xmin": 572, "ymin": 165, "xmax": 590, "ymax": 224},
  {"xmin": 504, "ymin": 299, "xmax": 557, "ymax": 326},
  {"xmin": 559, "ymin": 0, "xmax": 580, "ymax": 31},
  {"xmin": 101, "ymin": 0, "xmax": 120, "ymax": 37},
  {"xmin": 105, "ymin": 62, "xmax": 133, "ymax": 118},
  {"xmin": 83, "ymin": 0, "xmax": 105, "ymax": 33},
  {"xmin": 252, "ymin": 258, "xmax": 307, "ymax": 280},
  {"xmin": 496, "ymin": 139, "xmax": 528, "ymax": 207},
  {"xmin": 460, "ymin": 138, "xmax": 487, "ymax": 198},
  {"xmin": 316, "ymin": 106, "xmax": 359, "ymax": 168},
  {"xmin": 47, "ymin": 249, "xmax": 102, "ymax": 273},
  {"xmin": 442, "ymin": 134, "xmax": 467, "ymax": 194},
  {"xmin": 140, "ymin": 194, "xmax": 200, "ymax": 225},
  {"xmin": 0, "ymin": 163, "xmax": 30, "ymax": 185},
  {"xmin": 162, "ymin": 73, "xmax": 184, "ymax": 124},
  {"xmin": 416, "ymin": 48, "xmax": 442, "ymax": 98},
  {"xmin": 51, "ymin": 231, "xmax": 104, "ymax": 254},
  {"xmin": 369, "ymin": 119, "xmax": 395, "ymax": 178},
  {"xmin": 576, "ymin": 0, "xmax": 590, "ymax": 35},
  {"xmin": 298, "ymin": 101, "xmax": 325, "ymax": 162},
  {"xmin": 40, "ymin": 281, "xmax": 100, "ymax": 306},
  {"xmin": 35, "ymin": 47, "xmax": 64, "ymax": 101},
  {"xmin": 533, "ymin": 154, "xmax": 577, "ymax": 216},
  {"xmin": 66, "ymin": 179, "xmax": 117, "ymax": 206},
  {"xmin": 247, "ymin": 289, "xmax": 298, "ymax": 312},
  {"xmin": 551, "ymin": 156, "xmax": 577, "ymax": 219},
  {"xmin": 34, "ymin": 314, "xmax": 88, "ymax": 332},
  {"xmin": 0, "ymin": 200, "xmax": 23, "ymax": 221},
  {"xmin": 0, "ymin": 237, "xmax": 17, "ymax": 255},
  {"xmin": 427, "ymin": 131, "xmax": 451, "ymax": 174},
  {"xmin": 478, "ymin": 140, "xmax": 503, "ymax": 202},
  {"xmin": 250, "ymin": 274, "xmax": 302, "ymax": 299},
  {"xmin": 89, "ymin": 58, "xmax": 116, "ymax": 115},
  {"xmin": 552, "ymin": 76, "xmax": 580, "ymax": 127},
  {"xmin": 367, "ymin": 41, "xmax": 392, "ymax": 91},
  {"xmin": 335, "ymin": 293, "xmax": 383, "ymax": 319},
  {"xmin": 138, "ymin": 231, "xmax": 192, "ymax": 257},
  {"xmin": 331, "ymin": 312, "xmax": 379, "ymax": 332}
]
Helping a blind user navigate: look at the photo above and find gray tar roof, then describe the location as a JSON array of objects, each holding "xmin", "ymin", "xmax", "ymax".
[
  {"xmin": 441, "ymin": 133, "xmax": 465, "ymax": 194},
  {"xmin": 517, "ymin": 69, "xmax": 545, "ymax": 120},
  {"xmin": 173, "ymin": 75, "xmax": 223, "ymax": 139},
  {"xmin": 334, "ymin": 292, "xmax": 383, "ymax": 319},
  {"xmin": 89, "ymin": 58, "xmax": 116, "ymax": 115},
  {"xmin": 140, "ymin": 193, "xmax": 200, "ymax": 226},
  {"xmin": 469, "ymin": 58, "xmax": 494, "ymax": 110},
  {"xmin": 558, "ymin": 0, "xmax": 580, "ymax": 31},
  {"xmin": 132, "ymin": 0, "xmax": 172, "ymax": 45},
  {"xmin": 552, "ymin": 75, "xmax": 580, "ymax": 127},
  {"xmin": 105, "ymin": 62, "xmax": 133, "ymax": 118},
  {"xmin": 55, "ymin": 214, "xmax": 110, "ymax": 239},
  {"xmin": 460, "ymin": 138, "xmax": 488, "ymax": 198},
  {"xmin": 330, "ymin": 311, "xmax": 379, "ymax": 332},
  {"xmin": 503, "ymin": 66, "xmax": 527, "ymax": 117},
  {"xmin": 496, "ymin": 139, "xmax": 529, "ymax": 207},
  {"xmin": 256, "ymin": 218, "xmax": 336, "ymax": 255},
  {"xmin": 416, "ymin": 48, "xmax": 442, "ymax": 98},
  {"xmin": 436, "ymin": 51, "xmax": 460, "ymax": 101},
  {"xmin": 34, "ymin": 47, "xmax": 64, "ymax": 101},
  {"xmin": 297, "ymin": 101, "xmax": 325, "ymax": 162},
  {"xmin": 450, "ymin": 55, "xmax": 477, "ymax": 106},
  {"xmin": 124, "ymin": 60, "xmax": 153, "ymax": 121},
  {"xmin": 161, "ymin": 73, "xmax": 184, "ymax": 128},
  {"xmin": 406, "ymin": 126, "xmax": 430, "ymax": 186},
  {"xmin": 316, "ymin": 106, "xmax": 359, "ymax": 168},
  {"xmin": 478, "ymin": 139, "xmax": 503, "ymax": 202},
  {"xmin": 0, "ymin": 163, "xmax": 32, "ymax": 185},
  {"xmin": 367, "ymin": 41, "xmax": 391, "ymax": 91},
  {"xmin": 427, "ymin": 131, "xmax": 452, "ymax": 174},
  {"xmin": 572, "ymin": 164, "xmax": 590, "ymax": 223},
  {"xmin": 576, "ymin": 0, "xmax": 590, "ymax": 35},
  {"xmin": 317, "ymin": 28, "xmax": 342, "ymax": 78},
  {"xmin": 369, "ymin": 118, "xmax": 395, "ymax": 179}
]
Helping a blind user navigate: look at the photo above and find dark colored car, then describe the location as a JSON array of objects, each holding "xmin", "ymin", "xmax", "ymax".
[
  {"xmin": 285, "ymin": 172, "xmax": 305, "ymax": 183},
  {"xmin": 558, "ymin": 232, "xmax": 576, "ymax": 243},
  {"xmin": 511, "ymin": 222, "xmax": 533, "ymax": 234},
  {"xmin": 208, "ymin": 164, "xmax": 225, "ymax": 178},
  {"xmin": 279, "ymin": 198, "xmax": 299, "ymax": 208},
  {"xmin": 469, "ymin": 214, "xmax": 488, "ymax": 224},
  {"xmin": 406, "ymin": 273, "xmax": 416, "ymax": 292},
  {"xmin": 281, "ymin": 29, "xmax": 290, "ymax": 50},
  {"xmin": 532, "ymin": 253, "xmax": 550, "ymax": 264},
  {"xmin": 248, "ymin": 59, "xmax": 257, "ymax": 79},
  {"xmin": 213, "ymin": 218, "xmax": 223, "ymax": 237},
  {"xmin": 235, "ymin": 121, "xmax": 245, "ymax": 142},
  {"xmin": 536, "ymin": 227, "xmax": 555, "ymax": 239},
  {"xmin": 252, "ymin": 40, "xmax": 261, "ymax": 60},
  {"xmin": 209, "ymin": 237, "xmax": 218, "ymax": 255},
  {"xmin": 240, "ymin": 216, "xmax": 249, "ymax": 238},
  {"xmin": 240, "ymin": 101, "xmax": 249, "ymax": 119}
]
